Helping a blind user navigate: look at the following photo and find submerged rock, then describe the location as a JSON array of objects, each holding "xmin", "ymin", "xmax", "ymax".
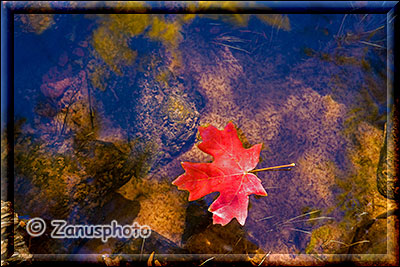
[
  {"xmin": 96, "ymin": 52, "xmax": 202, "ymax": 178},
  {"xmin": 13, "ymin": 122, "xmax": 140, "ymax": 253}
]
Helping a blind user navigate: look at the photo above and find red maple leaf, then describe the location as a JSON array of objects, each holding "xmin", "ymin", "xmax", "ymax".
[{"xmin": 172, "ymin": 122, "xmax": 267, "ymax": 226}]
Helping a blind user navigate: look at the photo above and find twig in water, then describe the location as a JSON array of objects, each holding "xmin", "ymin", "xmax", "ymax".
[
  {"xmin": 87, "ymin": 85, "xmax": 94, "ymax": 130},
  {"xmin": 60, "ymin": 89, "xmax": 79, "ymax": 135}
]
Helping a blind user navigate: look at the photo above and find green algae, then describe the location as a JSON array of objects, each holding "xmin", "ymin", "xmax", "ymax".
[{"xmin": 305, "ymin": 225, "xmax": 332, "ymax": 254}]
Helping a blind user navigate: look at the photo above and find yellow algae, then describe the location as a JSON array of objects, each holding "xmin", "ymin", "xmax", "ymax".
[
  {"xmin": 147, "ymin": 16, "xmax": 183, "ymax": 48},
  {"xmin": 147, "ymin": 17, "xmax": 168, "ymax": 39},
  {"xmin": 92, "ymin": 26, "xmax": 121, "ymax": 72},
  {"xmin": 92, "ymin": 25, "xmax": 137, "ymax": 74},
  {"xmin": 196, "ymin": 1, "xmax": 251, "ymax": 26},
  {"xmin": 182, "ymin": 14, "xmax": 196, "ymax": 22},
  {"xmin": 90, "ymin": 14, "xmax": 191, "ymax": 80},
  {"xmin": 155, "ymin": 70, "xmax": 170, "ymax": 87},
  {"xmin": 220, "ymin": 2, "xmax": 250, "ymax": 26},
  {"xmin": 109, "ymin": 14, "xmax": 150, "ymax": 37},
  {"xmin": 166, "ymin": 96, "xmax": 192, "ymax": 123},
  {"xmin": 182, "ymin": 3, "xmax": 197, "ymax": 22},
  {"xmin": 91, "ymin": 13, "xmax": 151, "ymax": 76},
  {"xmin": 256, "ymin": 14, "xmax": 291, "ymax": 31}
]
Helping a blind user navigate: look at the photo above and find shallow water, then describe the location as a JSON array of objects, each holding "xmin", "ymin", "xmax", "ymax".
[{"xmin": 9, "ymin": 6, "xmax": 397, "ymax": 265}]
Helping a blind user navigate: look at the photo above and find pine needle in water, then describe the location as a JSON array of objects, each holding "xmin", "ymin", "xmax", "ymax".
[
  {"xmin": 258, "ymin": 251, "xmax": 271, "ymax": 266},
  {"xmin": 278, "ymin": 210, "xmax": 320, "ymax": 225},
  {"xmin": 282, "ymin": 216, "xmax": 334, "ymax": 225},
  {"xmin": 256, "ymin": 215, "xmax": 275, "ymax": 222},
  {"xmin": 359, "ymin": 40, "xmax": 385, "ymax": 49},
  {"xmin": 199, "ymin": 257, "xmax": 215, "ymax": 266},
  {"xmin": 289, "ymin": 228, "xmax": 311, "ymax": 235},
  {"xmin": 212, "ymin": 41, "xmax": 250, "ymax": 54}
]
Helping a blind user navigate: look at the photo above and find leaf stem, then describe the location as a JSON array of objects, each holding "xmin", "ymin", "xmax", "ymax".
[{"xmin": 249, "ymin": 163, "xmax": 295, "ymax": 173}]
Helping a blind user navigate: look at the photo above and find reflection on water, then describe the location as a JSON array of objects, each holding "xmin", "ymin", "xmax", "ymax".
[{"xmin": 7, "ymin": 4, "xmax": 397, "ymax": 265}]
